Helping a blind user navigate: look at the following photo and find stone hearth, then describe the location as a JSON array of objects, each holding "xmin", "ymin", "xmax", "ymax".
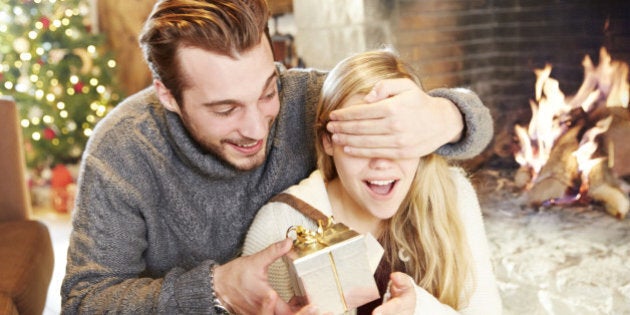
[{"xmin": 472, "ymin": 168, "xmax": 630, "ymax": 314}]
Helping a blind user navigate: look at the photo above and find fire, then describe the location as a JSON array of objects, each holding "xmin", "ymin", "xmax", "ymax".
[
  {"xmin": 514, "ymin": 47, "xmax": 630, "ymax": 218},
  {"xmin": 514, "ymin": 64, "xmax": 571, "ymax": 181},
  {"xmin": 573, "ymin": 116, "xmax": 612, "ymax": 193}
]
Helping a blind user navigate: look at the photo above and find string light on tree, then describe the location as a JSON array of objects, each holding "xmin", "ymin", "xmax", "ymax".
[{"xmin": 0, "ymin": 0, "xmax": 123, "ymax": 168}]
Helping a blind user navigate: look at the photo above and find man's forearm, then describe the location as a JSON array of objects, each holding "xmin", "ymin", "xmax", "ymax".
[{"xmin": 429, "ymin": 87, "xmax": 493, "ymax": 160}]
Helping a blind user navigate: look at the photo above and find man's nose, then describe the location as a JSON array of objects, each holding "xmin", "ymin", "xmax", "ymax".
[{"xmin": 240, "ymin": 106, "xmax": 268, "ymax": 139}]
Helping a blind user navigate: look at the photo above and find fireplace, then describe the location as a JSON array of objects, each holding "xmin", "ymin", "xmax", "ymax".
[{"xmin": 292, "ymin": 0, "xmax": 630, "ymax": 168}]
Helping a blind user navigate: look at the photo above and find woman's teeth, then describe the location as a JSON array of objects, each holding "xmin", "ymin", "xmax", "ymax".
[
  {"xmin": 368, "ymin": 179, "xmax": 395, "ymax": 186},
  {"xmin": 367, "ymin": 180, "xmax": 396, "ymax": 195}
]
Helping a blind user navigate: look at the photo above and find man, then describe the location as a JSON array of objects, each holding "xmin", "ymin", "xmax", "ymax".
[{"xmin": 61, "ymin": 0, "xmax": 493, "ymax": 314}]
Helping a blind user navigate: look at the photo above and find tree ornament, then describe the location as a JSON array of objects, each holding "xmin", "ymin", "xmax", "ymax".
[
  {"xmin": 39, "ymin": 16, "xmax": 50, "ymax": 29},
  {"xmin": 50, "ymin": 163, "xmax": 74, "ymax": 213},
  {"xmin": 73, "ymin": 81, "xmax": 84, "ymax": 93},
  {"xmin": 43, "ymin": 127, "xmax": 56, "ymax": 140},
  {"xmin": 73, "ymin": 48, "xmax": 93, "ymax": 74}
]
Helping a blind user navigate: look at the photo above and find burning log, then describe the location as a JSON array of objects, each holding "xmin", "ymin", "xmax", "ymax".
[
  {"xmin": 525, "ymin": 125, "xmax": 581, "ymax": 206},
  {"xmin": 588, "ymin": 158, "xmax": 630, "ymax": 219},
  {"xmin": 592, "ymin": 106, "xmax": 630, "ymax": 178},
  {"xmin": 514, "ymin": 47, "xmax": 629, "ymax": 219}
]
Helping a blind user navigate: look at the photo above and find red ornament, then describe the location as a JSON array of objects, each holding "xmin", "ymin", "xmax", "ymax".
[
  {"xmin": 40, "ymin": 16, "xmax": 51, "ymax": 29},
  {"xmin": 74, "ymin": 81, "xmax": 84, "ymax": 93},
  {"xmin": 43, "ymin": 127, "xmax": 56, "ymax": 140},
  {"xmin": 51, "ymin": 164, "xmax": 75, "ymax": 213}
]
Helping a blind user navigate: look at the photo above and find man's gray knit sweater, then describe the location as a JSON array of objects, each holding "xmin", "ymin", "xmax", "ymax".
[{"xmin": 61, "ymin": 66, "xmax": 492, "ymax": 314}]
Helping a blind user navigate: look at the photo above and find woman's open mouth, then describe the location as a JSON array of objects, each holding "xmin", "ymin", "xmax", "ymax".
[{"xmin": 365, "ymin": 179, "xmax": 397, "ymax": 196}]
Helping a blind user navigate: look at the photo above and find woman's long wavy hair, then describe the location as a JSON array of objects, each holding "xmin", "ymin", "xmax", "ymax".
[{"xmin": 314, "ymin": 49, "xmax": 473, "ymax": 309}]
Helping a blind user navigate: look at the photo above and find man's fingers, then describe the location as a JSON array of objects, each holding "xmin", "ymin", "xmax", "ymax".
[
  {"xmin": 294, "ymin": 304, "xmax": 320, "ymax": 315},
  {"xmin": 273, "ymin": 300, "xmax": 293, "ymax": 315},
  {"xmin": 252, "ymin": 238, "xmax": 292, "ymax": 268},
  {"xmin": 327, "ymin": 116, "xmax": 389, "ymax": 135},
  {"xmin": 364, "ymin": 78, "xmax": 417, "ymax": 103},
  {"xmin": 332, "ymin": 134, "xmax": 436, "ymax": 159},
  {"xmin": 259, "ymin": 292, "xmax": 278, "ymax": 315},
  {"xmin": 329, "ymin": 101, "xmax": 390, "ymax": 121}
]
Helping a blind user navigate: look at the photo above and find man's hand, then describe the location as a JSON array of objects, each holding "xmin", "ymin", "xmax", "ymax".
[
  {"xmin": 326, "ymin": 78, "xmax": 464, "ymax": 159},
  {"xmin": 373, "ymin": 272, "xmax": 416, "ymax": 315},
  {"xmin": 213, "ymin": 238, "xmax": 295, "ymax": 315}
]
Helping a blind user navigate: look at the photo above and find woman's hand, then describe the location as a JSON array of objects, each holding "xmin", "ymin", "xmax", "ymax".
[{"xmin": 373, "ymin": 272, "xmax": 416, "ymax": 315}]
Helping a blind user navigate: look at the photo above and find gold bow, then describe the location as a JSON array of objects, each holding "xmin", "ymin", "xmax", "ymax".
[{"xmin": 286, "ymin": 217, "xmax": 334, "ymax": 250}]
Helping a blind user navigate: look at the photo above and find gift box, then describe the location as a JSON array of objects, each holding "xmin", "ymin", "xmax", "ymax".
[{"xmin": 284, "ymin": 219, "xmax": 384, "ymax": 314}]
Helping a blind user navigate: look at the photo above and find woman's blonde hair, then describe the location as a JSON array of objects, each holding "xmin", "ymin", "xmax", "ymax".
[{"xmin": 314, "ymin": 49, "xmax": 473, "ymax": 309}]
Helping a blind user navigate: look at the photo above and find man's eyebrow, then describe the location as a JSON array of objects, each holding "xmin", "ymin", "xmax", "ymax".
[
  {"xmin": 202, "ymin": 71, "xmax": 278, "ymax": 107},
  {"xmin": 262, "ymin": 70, "xmax": 279, "ymax": 92}
]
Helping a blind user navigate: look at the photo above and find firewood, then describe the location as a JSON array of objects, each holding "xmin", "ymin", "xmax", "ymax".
[
  {"xmin": 527, "ymin": 176, "xmax": 573, "ymax": 206},
  {"xmin": 526, "ymin": 125, "xmax": 581, "ymax": 206},
  {"xmin": 588, "ymin": 159, "xmax": 630, "ymax": 219},
  {"xmin": 514, "ymin": 165, "xmax": 532, "ymax": 189},
  {"xmin": 593, "ymin": 107, "xmax": 630, "ymax": 177}
]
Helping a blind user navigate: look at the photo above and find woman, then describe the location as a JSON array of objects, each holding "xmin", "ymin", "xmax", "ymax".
[{"xmin": 243, "ymin": 49, "xmax": 502, "ymax": 314}]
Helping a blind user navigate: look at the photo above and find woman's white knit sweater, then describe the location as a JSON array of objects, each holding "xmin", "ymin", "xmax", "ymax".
[{"xmin": 243, "ymin": 169, "xmax": 502, "ymax": 314}]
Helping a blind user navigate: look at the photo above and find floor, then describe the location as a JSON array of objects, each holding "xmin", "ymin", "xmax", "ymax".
[
  {"xmin": 33, "ymin": 208, "xmax": 72, "ymax": 315},
  {"xmin": 473, "ymin": 168, "xmax": 630, "ymax": 315},
  {"xmin": 35, "ymin": 168, "xmax": 630, "ymax": 315}
]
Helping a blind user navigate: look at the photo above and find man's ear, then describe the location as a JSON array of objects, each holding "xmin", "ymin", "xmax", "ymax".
[
  {"xmin": 322, "ymin": 134, "xmax": 334, "ymax": 156},
  {"xmin": 154, "ymin": 79, "xmax": 180, "ymax": 114}
]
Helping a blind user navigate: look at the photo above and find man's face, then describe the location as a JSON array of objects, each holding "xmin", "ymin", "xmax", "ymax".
[{"xmin": 159, "ymin": 39, "xmax": 280, "ymax": 171}]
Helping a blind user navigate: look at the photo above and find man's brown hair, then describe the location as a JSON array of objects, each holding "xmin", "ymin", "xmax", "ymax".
[{"xmin": 139, "ymin": 0, "xmax": 270, "ymax": 104}]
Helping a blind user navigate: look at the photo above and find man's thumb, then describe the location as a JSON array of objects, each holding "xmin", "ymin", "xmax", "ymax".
[{"xmin": 256, "ymin": 238, "xmax": 293, "ymax": 266}]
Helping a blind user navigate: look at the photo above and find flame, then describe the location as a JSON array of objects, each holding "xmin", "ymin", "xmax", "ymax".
[
  {"xmin": 573, "ymin": 116, "xmax": 613, "ymax": 192},
  {"xmin": 515, "ymin": 47, "xmax": 629, "ymax": 186},
  {"xmin": 514, "ymin": 64, "xmax": 571, "ymax": 179},
  {"xmin": 568, "ymin": 47, "xmax": 630, "ymax": 109}
]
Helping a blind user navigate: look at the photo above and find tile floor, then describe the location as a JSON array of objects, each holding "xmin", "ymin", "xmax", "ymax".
[{"xmin": 36, "ymin": 168, "xmax": 630, "ymax": 314}]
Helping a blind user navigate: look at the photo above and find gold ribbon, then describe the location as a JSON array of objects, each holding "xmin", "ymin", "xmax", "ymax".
[
  {"xmin": 286, "ymin": 217, "xmax": 358, "ymax": 311},
  {"xmin": 285, "ymin": 217, "xmax": 334, "ymax": 250}
]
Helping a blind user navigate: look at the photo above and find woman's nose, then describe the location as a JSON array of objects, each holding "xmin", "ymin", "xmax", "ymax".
[{"xmin": 369, "ymin": 157, "xmax": 394, "ymax": 170}]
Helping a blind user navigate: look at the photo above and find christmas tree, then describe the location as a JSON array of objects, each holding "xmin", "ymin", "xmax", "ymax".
[{"xmin": 0, "ymin": 0, "xmax": 122, "ymax": 168}]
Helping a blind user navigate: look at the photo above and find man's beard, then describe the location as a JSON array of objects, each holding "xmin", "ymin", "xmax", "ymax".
[{"xmin": 179, "ymin": 116, "xmax": 268, "ymax": 171}]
